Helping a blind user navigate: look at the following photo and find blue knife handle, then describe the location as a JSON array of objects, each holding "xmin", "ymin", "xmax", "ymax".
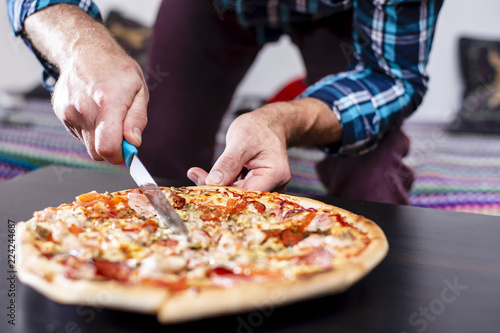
[{"xmin": 122, "ymin": 139, "xmax": 138, "ymax": 168}]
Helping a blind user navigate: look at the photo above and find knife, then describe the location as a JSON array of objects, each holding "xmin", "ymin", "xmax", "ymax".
[{"xmin": 122, "ymin": 140, "xmax": 189, "ymax": 236}]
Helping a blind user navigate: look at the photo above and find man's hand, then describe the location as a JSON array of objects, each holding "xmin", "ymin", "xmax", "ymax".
[
  {"xmin": 52, "ymin": 50, "xmax": 148, "ymax": 164},
  {"xmin": 187, "ymin": 97, "xmax": 342, "ymax": 192},
  {"xmin": 24, "ymin": 4, "xmax": 148, "ymax": 164},
  {"xmin": 188, "ymin": 107, "xmax": 291, "ymax": 192}
]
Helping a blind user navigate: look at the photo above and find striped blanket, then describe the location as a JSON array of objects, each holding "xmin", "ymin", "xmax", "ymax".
[
  {"xmin": 2, "ymin": 98, "xmax": 500, "ymax": 216},
  {"xmin": 404, "ymin": 122, "xmax": 500, "ymax": 216}
]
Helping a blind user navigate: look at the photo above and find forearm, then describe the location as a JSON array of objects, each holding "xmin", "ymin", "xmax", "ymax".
[
  {"xmin": 21, "ymin": 3, "xmax": 148, "ymax": 164},
  {"xmin": 299, "ymin": 0, "xmax": 443, "ymax": 156},
  {"xmin": 255, "ymin": 97, "xmax": 342, "ymax": 148},
  {"xmin": 24, "ymin": 4, "xmax": 125, "ymax": 73}
]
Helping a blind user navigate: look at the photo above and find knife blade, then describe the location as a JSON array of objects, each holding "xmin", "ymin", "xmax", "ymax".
[{"xmin": 122, "ymin": 140, "xmax": 189, "ymax": 236}]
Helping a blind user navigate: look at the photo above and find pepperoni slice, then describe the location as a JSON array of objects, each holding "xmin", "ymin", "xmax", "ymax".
[{"xmin": 229, "ymin": 200, "xmax": 266, "ymax": 215}]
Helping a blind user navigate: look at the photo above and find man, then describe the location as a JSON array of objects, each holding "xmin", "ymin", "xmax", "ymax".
[{"xmin": 7, "ymin": 0, "xmax": 443, "ymax": 204}]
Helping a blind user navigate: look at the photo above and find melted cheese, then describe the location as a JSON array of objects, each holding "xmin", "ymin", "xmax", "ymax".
[{"xmin": 26, "ymin": 187, "xmax": 369, "ymax": 288}]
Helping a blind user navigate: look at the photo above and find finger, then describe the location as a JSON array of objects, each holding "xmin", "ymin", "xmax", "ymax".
[
  {"xmin": 123, "ymin": 86, "xmax": 148, "ymax": 148},
  {"xmin": 187, "ymin": 167, "xmax": 209, "ymax": 186},
  {"xmin": 53, "ymin": 93, "xmax": 103, "ymax": 161},
  {"xmin": 238, "ymin": 166, "xmax": 290, "ymax": 193},
  {"xmin": 82, "ymin": 128, "xmax": 104, "ymax": 161},
  {"xmin": 93, "ymin": 90, "xmax": 129, "ymax": 164},
  {"xmin": 205, "ymin": 149, "xmax": 248, "ymax": 187},
  {"xmin": 76, "ymin": 99, "xmax": 105, "ymax": 161}
]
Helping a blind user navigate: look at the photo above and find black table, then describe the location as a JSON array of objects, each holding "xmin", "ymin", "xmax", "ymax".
[{"xmin": 1, "ymin": 166, "xmax": 499, "ymax": 333}]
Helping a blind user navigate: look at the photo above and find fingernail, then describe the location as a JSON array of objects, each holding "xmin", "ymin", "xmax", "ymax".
[
  {"xmin": 133, "ymin": 127, "xmax": 142, "ymax": 145},
  {"xmin": 188, "ymin": 172, "xmax": 199, "ymax": 185},
  {"xmin": 206, "ymin": 171, "xmax": 223, "ymax": 185}
]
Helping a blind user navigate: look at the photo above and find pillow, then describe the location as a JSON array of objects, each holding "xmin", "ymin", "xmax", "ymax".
[
  {"xmin": 447, "ymin": 83, "xmax": 500, "ymax": 134},
  {"xmin": 458, "ymin": 37, "xmax": 500, "ymax": 98},
  {"xmin": 447, "ymin": 37, "xmax": 500, "ymax": 134}
]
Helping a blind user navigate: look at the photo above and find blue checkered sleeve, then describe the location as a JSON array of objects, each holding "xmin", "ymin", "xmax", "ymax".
[
  {"xmin": 7, "ymin": 0, "xmax": 101, "ymax": 88},
  {"xmin": 301, "ymin": 0, "xmax": 443, "ymax": 156}
]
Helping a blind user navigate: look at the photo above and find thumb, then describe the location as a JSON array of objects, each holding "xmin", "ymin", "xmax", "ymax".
[
  {"xmin": 123, "ymin": 87, "xmax": 148, "ymax": 147},
  {"xmin": 206, "ymin": 151, "xmax": 245, "ymax": 186}
]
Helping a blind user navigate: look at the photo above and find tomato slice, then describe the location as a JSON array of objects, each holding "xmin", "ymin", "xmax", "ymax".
[
  {"xmin": 68, "ymin": 225, "xmax": 84, "ymax": 235},
  {"xmin": 93, "ymin": 260, "xmax": 132, "ymax": 282},
  {"xmin": 109, "ymin": 196, "xmax": 127, "ymax": 207},
  {"xmin": 280, "ymin": 228, "xmax": 305, "ymax": 247}
]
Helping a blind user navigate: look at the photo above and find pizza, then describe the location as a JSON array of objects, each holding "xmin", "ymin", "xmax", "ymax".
[{"xmin": 16, "ymin": 186, "xmax": 388, "ymax": 324}]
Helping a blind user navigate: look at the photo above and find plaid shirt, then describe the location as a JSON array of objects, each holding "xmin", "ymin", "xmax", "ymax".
[{"xmin": 7, "ymin": 0, "xmax": 443, "ymax": 156}]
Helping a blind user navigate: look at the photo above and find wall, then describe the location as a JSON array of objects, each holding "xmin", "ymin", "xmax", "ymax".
[
  {"xmin": 1, "ymin": 0, "xmax": 500, "ymax": 123},
  {"xmin": 412, "ymin": 0, "xmax": 500, "ymax": 122}
]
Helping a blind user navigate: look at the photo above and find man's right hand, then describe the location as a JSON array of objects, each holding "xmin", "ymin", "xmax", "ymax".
[
  {"xmin": 53, "ymin": 48, "xmax": 148, "ymax": 164},
  {"xmin": 24, "ymin": 4, "xmax": 148, "ymax": 164}
]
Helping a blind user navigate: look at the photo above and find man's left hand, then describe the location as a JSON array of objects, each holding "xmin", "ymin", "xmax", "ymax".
[{"xmin": 187, "ymin": 98, "xmax": 341, "ymax": 192}]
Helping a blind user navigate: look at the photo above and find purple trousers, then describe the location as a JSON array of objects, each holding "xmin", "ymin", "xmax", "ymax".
[{"xmin": 140, "ymin": 0, "xmax": 414, "ymax": 205}]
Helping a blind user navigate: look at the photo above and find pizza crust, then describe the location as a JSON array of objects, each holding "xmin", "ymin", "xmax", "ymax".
[
  {"xmin": 16, "ymin": 223, "xmax": 169, "ymax": 313},
  {"xmin": 157, "ymin": 189, "xmax": 388, "ymax": 323},
  {"xmin": 16, "ymin": 186, "xmax": 388, "ymax": 324}
]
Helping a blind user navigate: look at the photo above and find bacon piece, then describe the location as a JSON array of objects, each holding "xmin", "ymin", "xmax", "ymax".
[
  {"xmin": 191, "ymin": 229, "xmax": 211, "ymax": 248},
  {"xmin": 154, "ymin": 238, "xmax": 179, "ymax": 248},
  {"xmin": 63, "ymin": 256, "xmax": 96, "ymax": 280},
  {"xmin": 217, "ymin": 232, "xmax": 237, "ymax": 254},
  {"xmin": 296, "ymin": 234, "xmax": 324, "ymax": 249},
  {"xmin": 139, "ymin": 255, "xmax": 187, "ymax": 278},
  {"xmin": 34, "ymin": 207, "xmax": 57, "ymax": 223},
  {"xmin": 127, "ymin": 192, "xmax": 156, "ymax": 218},
  {"xmin": 244, "ymin": 228, "xmax": 267, "ymax": 247},
  {"xmin": 304, "ymin": 214, "xmax": 335, "ymax": 232},
  {"xmin": 301, "ymin": 248, "xmax": 333, "ymax": 269}
]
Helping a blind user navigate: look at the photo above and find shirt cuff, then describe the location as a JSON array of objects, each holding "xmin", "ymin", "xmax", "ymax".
[{"xmin": 299, "ymin": 88, "xmax": 343, "ymax": 156}]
